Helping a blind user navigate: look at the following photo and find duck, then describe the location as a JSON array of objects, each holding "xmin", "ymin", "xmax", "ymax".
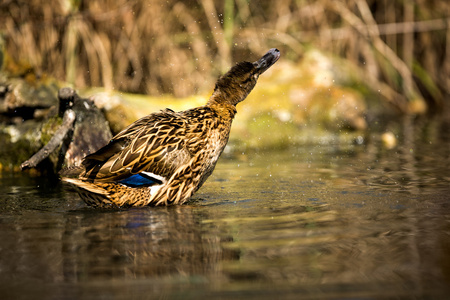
[{"xmin": 61, "ymin": 48, "xmax": 281, "ymax": 208}]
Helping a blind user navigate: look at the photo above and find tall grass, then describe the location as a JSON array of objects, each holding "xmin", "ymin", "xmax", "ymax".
[{"xmin": 1, "ymin": 0, "xmax": 448, "ymax": 112}]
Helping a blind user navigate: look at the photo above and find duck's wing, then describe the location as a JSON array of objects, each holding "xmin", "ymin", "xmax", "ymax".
[{"xmin": 79, "ymin": 110, "xmax": 192, "ymax": 184}]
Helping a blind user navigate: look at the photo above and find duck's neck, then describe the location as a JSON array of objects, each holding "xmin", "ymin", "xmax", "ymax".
[{"xmin": 206, "ymin": 92, "xmax": 237, "ymax": 123}]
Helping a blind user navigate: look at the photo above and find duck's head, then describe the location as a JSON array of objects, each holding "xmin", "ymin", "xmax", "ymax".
[{"xmin": 210, "ymin": 48, "xmax": 280, "ymax": 107}]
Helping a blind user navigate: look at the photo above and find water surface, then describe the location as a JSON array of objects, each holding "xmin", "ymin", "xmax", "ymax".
[{"xmin": 0, "ymin": 135, "xmax": 449, "ymax": 299}]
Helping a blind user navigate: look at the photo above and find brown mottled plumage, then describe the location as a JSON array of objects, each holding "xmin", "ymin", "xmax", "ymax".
[{"xmin": 61, "ymin": 48, "xmax": 280, "ymax": 207}]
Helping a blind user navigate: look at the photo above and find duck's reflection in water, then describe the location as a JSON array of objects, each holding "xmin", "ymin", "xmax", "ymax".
[{"xmin": 4, "ymin": 206, "xmax": 232, "ymax": 282}]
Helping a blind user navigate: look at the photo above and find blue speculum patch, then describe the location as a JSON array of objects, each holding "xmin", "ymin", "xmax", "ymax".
[{"xmin": 118, "ymin": 173, "xmax": 162, "ymax": 187}]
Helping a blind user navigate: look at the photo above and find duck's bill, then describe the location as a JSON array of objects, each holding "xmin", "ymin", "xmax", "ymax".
[{"xmin": 253, "ymin": 48, "xmax": 281, "ymax": 74}]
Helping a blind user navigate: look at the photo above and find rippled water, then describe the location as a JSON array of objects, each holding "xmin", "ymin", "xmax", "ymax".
[{"xmin": 1, "ymin": 128, "xmax": 449, "ymax": 299}]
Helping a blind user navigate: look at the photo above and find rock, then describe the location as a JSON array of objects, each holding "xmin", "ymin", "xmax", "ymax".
[
  {"xmin": 60, "ymin": 88, "xmax": 112, "ymax": 167},
  {"xmin": 0, "ymin": 82, "xmax": 112, "ymax": 174},
  {"xmin": 89, "ymin": 91, "xmax": 137, "ymax": 134},
  {"xmin": 0, "ymin": 78, "xmax": 59, "ymax": 120}
]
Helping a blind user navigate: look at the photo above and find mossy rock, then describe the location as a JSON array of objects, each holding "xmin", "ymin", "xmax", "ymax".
[{"xmin": 0, "ymin": 120, "xmax": 44, "ymax": 170}]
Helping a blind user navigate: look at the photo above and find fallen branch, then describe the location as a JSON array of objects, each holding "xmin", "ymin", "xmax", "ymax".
[{"xmin": 20, "ymin": 109, "xmax": 76, "ymax": 170}]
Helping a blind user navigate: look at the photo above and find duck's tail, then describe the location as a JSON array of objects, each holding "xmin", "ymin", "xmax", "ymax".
[
  {"xmin": 61, "ymin": 177, "xmax": 119, "ymax": 208},
  {"xmin": 61, "ymin": 177, "xmax": 108, "ymax": 195}
]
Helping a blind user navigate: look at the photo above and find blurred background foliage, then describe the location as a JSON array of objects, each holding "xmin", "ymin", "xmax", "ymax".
[
  {"xmin": 0, "ymin": 0, "xmax": 448, "ymax": 114},
  {"xmin": 0, "ymin": 0, "xmax": 449, "ymax": 172}
]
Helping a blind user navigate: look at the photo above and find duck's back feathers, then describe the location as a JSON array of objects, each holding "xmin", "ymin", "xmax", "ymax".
[{"xmin": 78, "ymin": 109, "xmax": 192, "ymax": 183}]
